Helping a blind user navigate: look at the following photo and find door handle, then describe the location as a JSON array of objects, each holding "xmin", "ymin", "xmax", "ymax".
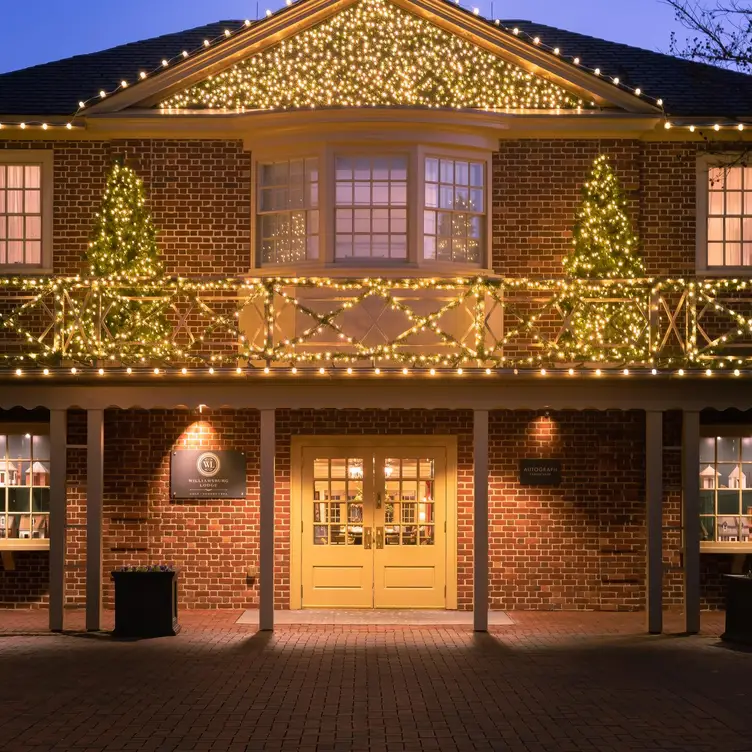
[
  {"xmin": 375, "ymin": 527, "xmax": 384, "ymax": 549},
  {"xmin": 364, "ymin": 527, "xmax": 372, "ymax": 549}
]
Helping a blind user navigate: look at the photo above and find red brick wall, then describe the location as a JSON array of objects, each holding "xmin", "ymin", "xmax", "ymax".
[
  {"xmin": 1, "ymin": 405, "xmax": 747, "ymax": 612},
  {"xmin": 100, "ymin": 409, "xmax": 260, "ymax": 609},
  {"xmin": 491, "ymin": 139, "xmax": 712, "ymax": 277},
  {"xmin": 0, "ymin": 138, "xmax": 251, "ymax": 276},
  {"xmin": 4, "ymin": 136, "xmax": 745, "ymax": 279},
  {"xmin": 489, "ymin": 409, "xmax": 646, "ymax": 611}
]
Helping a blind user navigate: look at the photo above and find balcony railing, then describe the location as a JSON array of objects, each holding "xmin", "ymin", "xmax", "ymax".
[{"xmin": 1, "ymin": 275, "xmax": 752, "ymax": 370}]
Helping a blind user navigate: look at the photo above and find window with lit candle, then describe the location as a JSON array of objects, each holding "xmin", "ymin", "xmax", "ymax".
[
  {"xmin": 423, "ymin": 157, "xmax": 484, "ymax": 264},
  {"xmin": 256, "ymin": 157, "xmax": 319, "ymax": 265}
]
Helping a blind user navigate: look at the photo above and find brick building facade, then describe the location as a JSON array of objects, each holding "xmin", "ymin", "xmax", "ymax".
[{"xmin": 2, "ymin": 0, "xmax": 752, "ymax": 632}]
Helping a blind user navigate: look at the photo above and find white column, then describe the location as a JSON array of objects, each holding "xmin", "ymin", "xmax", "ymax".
[
  {"xmin": 49, "ymin": 409, "xmax": 67, "ymax": 632},
  {"xmin": 645, "ymin": 411, "xmax": 663, "ymax": 634},
  {"xmin": 682, "ymin": 410, "xmax": 701, "ymax": 634},
  {"xmin": 259, "ymin": 409, "xmax": 275, "ymax": 631},
  {"xmin": 86, "ymin": 409, "xmax": 104, "ymax": 632},
  {"xmin": 473, "ymin": 409, "xmax": 489, "ymax": 632}
]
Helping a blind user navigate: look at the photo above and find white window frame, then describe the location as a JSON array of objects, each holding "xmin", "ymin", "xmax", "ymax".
[
  {"xmin": 0, "ymin": 151, "xmax": 53, "ymax": 275},
  {"xmin": 250, "ymin": 144, "xmax": 492, "ymax": 274},
  {"xmin": 0, "ymin": 422, "xmax": 51, "ymax": 552},
  {"xmin": 696, "ymin": 154, "xmax": 752, "ymax": 275}
]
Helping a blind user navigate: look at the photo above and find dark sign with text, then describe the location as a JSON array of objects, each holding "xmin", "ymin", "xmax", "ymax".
[
  {"xmin": 519, "ymin": 459, "xmax": 562, "ymax": 486},
  {"xmin": 171, "ymin": 450, "xmax": 246, "ymax": 499}
]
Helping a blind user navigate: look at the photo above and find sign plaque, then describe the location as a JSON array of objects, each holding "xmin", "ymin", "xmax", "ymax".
[
  {"xmin": 171, "ymin": 450, "xmax": 246, "ymax": 499},
  {"xmin": 519, "ymin": 459, "xmax": 562, "ymax": 486}
]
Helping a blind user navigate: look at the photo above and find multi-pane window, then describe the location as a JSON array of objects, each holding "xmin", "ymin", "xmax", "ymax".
[
  {"xmin": 0, "ymin": 432, "xmax": 50, "ymax": 541},
  {"xmin": 384, "ymin": 458, "xmax": 435, "ymax": 546},
  {"xmin": 313, "ymin": 458, "xmax": 364, "ymax": 546},
  {"xmin": 257, "ymin": 158, "xmax": 319, "ymax": 265},
  {"xmin": 423, "ymin": 157, "xmax": 484, "ymax": 264},
  {"xmin": 334, "ymin": 156, "xmax": 407, "ymax": 261},
  {"xmin": 706, "ymin": 165, "xmax": 752, "ymax": 268},
  {"xmin": 0, "ymin": 164, "xmax": 42, "ymax": 267},
  {"xmin": 699, "ymin": 435, "xmax": 752, "ymax": 543}
]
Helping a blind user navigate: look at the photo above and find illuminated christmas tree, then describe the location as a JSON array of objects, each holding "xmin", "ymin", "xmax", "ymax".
[
  {"xmin": 557, "ymin": 155, "xmax": 648, "ymax": 364},
  {"xmin": 564, "ymin": 154, "xmax": 644, "ymax": 279},
  {"xmin": 72, "ymin": 160, "xmax": 172, "ymax": 364}
]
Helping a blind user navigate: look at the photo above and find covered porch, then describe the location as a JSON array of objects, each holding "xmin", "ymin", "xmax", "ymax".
[{"xmin": 0, "ymin": 374, "xmax": 744, "ymax": 635}]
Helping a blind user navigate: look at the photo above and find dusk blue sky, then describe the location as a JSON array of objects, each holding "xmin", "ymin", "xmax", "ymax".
[{"xmin": 0, "ymin": 0, "xmax": 684, "ymax": 75}]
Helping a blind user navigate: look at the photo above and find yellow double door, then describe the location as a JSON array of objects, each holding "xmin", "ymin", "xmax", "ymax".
[{"xmin": 301, "ymin": 446, "xmax": 447, "ymax": 608}]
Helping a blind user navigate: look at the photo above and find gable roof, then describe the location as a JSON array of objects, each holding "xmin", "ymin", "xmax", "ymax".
[{"xmin": 0, "ymin": 11, "xmax": 750, "ymax": 119}]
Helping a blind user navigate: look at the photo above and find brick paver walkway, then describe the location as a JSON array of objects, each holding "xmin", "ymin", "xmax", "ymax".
[{"xmin": 0, "ymin": 609, "xmax": 748, "ymax": 751}]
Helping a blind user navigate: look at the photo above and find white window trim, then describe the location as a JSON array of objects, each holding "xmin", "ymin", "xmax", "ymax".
[
  {"xmin": 0, "ymin": 422, "xmax": 51, "ymax": 552},
  {"xmin": 250, "ymin": 144, "xmax": 493, "ymax": 275},
  {"xmin": 0, "ymin": 150, "xmax": 54, "ymax": 275},
  {"xmin": 696, "ymin": 153, "xmax": 752, "ymax": 276}
]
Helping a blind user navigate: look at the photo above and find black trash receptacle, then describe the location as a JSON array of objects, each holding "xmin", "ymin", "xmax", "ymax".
[
  {"xmin": 721, "ymin": 574, "xmax": 752, "ymax": 645},
  {"xmin": 112, "ymin": 568, "xmax": 180, "ymax": 638}
]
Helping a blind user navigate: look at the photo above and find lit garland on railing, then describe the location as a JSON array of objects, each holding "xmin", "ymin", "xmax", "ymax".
[
  {"xmin": 2, "ymin": 275, "xmax": 752, "ymax": 372},
  {"xmin": 161, "ymin": 0, "xmax": 584, "ymax": 112}
]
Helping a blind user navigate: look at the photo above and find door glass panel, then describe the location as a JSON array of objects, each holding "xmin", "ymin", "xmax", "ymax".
[
  {"xmin": 312, "ymin": 458, "xmax": 365, "ymax": 546},
  {"xmin": 383, "ymin": 458, "xmax": 435, "ymax": 546}
]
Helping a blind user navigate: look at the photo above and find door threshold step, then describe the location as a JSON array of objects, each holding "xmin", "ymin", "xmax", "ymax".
[{"xmin": 236, "ymin": 609, "xmax": 514, "ymax": 625}]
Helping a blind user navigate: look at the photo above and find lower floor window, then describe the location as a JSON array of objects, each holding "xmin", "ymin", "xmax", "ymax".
[
  {"xmin": 0, "ymin": 431, "xmax": 50, "ymax": 540},
  {"xmin": 699, "ymin": 435, "xmax": 752, "ymax": 543}
]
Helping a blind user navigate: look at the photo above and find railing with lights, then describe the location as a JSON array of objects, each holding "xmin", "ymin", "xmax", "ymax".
[{"xmin": 1, "ymin": 275, "xmax": 752, "ymax": 372}]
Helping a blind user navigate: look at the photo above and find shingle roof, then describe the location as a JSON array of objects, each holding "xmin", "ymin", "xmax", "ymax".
[
  {"xmin": 507, "ymin": 20, "xmax": 752, "ymax": 118},
  {"xmin": 0, "ymin": 14, "xmax": 750, "ymax": 118},
  {"xmin": 0, "ymin": 21, "xmax": 234, "ymax": 116}
]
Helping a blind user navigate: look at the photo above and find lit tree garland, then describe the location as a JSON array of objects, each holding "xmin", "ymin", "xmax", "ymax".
[
  {"xmin": 556, "ymin": 155, "xmax": 649, "ymax": 364},
  {"xmin": 70, "ymin": 160, "xmax": 174, "ymax": 365},
  {"xmin": 161, "ymin": 0, "xmax": 586, "ymax": 112}
]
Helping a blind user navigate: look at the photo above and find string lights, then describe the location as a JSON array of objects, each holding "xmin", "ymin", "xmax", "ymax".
[
  {"xmin": 2, "ymin": 0, "xmax": 748, "ymax": 133},
  {"xmin": 161, "ymin": 0, "xmax": 585, "ymax": 112},
  {"xmin": 2, "ymin": 273, "xmax": 752, "ymax": 372}
]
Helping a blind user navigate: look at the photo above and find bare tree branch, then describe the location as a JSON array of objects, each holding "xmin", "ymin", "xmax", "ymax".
[{"xmin": 664, "ymin": 0, "xmax": 752, "ymax": 70}]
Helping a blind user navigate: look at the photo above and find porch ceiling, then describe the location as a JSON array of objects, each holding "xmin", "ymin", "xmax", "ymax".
[{"xmin": 2, "ymin": 373, "xmax": 752, "ymax": 411}]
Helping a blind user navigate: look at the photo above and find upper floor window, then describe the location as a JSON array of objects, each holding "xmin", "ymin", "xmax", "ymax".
[
  {"xmin": 423, "ymin": 157, "xmax": 484, "ymax": 264},
  {"xmin": 254, "ymin": 147, "xmax": 489, "ymax": 272},
  {"xmin": 335, "ymin": 156, "xmax": 407, "ymax": 262},
  {"xmin": 257, "ymin": 158, "xmax": 319, "ymax": 266},
  {"xmin": 0, "ymin": 153, "xmax": 53, "ymax": 273}
]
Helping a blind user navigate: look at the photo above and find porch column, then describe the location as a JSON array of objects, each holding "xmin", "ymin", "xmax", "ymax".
[
  {"xmin": 682, "ymin": 410, "xmax": 701, "ymax": 634},
  {"xmin": 645, "ymin": 411, "xmax": 663, "ymax": 634},
  {"xmin": 259, "ymin": 408, "xmax": 275, "ymax": 631},
  {"xmin": 86, "ymin": 409, "xmax": 104, "ymax": 632},
  {"xmin": 473, "ymin": 409, "xmax": 489, "ymax": 632},
  {"xmin": 49, "ymin": 409, "xmax": 67, "ymax": 632}
]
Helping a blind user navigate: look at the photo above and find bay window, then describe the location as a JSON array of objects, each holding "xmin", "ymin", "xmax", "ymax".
[
  {"xmin": 423, "ymin": 156, "xmax": 484, "ymax": 264},
  {"xmin": 334, "ymin": 156, "xmax": 408, "ymax": 261},
  {"xmin": 254, "ymin": 147, "xmax": 489, "ymax": 270},
  {"xmin": 257, "ymin": 158, "xmax": 319, "ymax": 265}
]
